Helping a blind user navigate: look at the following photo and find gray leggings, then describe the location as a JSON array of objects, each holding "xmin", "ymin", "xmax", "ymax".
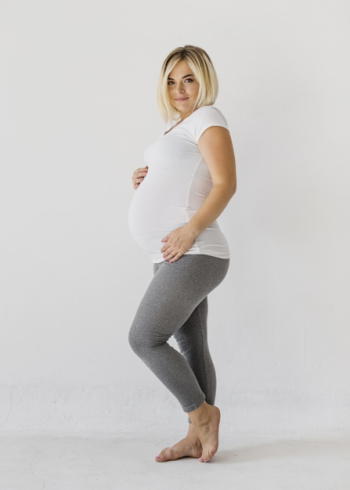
[{"xmin": 128, "ymin": 254, "xmax": 230, "ymax": 423}]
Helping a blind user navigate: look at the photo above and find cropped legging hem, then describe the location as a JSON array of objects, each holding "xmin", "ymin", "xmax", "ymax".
[
  {"xmin": 182, "ymin": 392, "xmax": 206, "ymax": 413},
  {"xmin": 128, "ymin": 254, "xmax": 230, "ymax": 417}
]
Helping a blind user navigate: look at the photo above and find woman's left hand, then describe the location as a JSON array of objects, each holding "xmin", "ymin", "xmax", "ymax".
[{"xmin": 160, "ymin": 225, "xmax": 198, "ymax": 263}]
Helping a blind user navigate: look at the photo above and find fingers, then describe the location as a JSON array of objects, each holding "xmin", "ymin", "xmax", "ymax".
[
  {"xmin": 132, "ymin": 166, "xmax": 148, "ymax": 189},
  {"xmin": 166, "ymin": 251, "xmax": 182, "ymax": 263}
]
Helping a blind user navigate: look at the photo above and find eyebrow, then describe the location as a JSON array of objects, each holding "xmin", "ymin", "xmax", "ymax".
[{"xmin": 167, "ymin": 74, "xmax": 194, "ymax": 80}]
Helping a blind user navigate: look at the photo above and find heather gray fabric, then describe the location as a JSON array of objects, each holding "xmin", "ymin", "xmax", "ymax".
[{"xmin": 128, "ymin": 254, "xmax": 230, "ymax": 423}]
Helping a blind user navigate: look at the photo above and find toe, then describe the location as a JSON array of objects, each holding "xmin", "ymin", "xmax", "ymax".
[
  {"xmin": 155, "ymin": 447, "xmax": 169, "ymax": 462},
  {"xmin": 199, "ymin": 450, "xmax": 212, "ymax": 463},
  {"xmin": 199, "ymin": 456, "xmax": 210, "ymax": 462}
]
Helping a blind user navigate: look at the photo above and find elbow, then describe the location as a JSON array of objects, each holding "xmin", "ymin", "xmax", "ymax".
[
  {"xmin": 230, "ymin": 183, "xmax": 237, "ymax": 197},
  {"xmin": 226, "ymin": 176, "xmax": 237, "ymax": 197},
  {"xmin": 214, "ymin": 181, "xmax": 236, "ymax": 197},
  {"xmin": 232, "ymin": 176, "xmax": 237, "ymax": 195}
]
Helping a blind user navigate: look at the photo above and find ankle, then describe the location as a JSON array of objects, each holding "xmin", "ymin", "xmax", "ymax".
[
  {"xmin": 188, "ymin": 401, "xmax": 212, "ymax": 426},
  {"xmin": 187, "ymin": 423, "xmax": 197, "ymax": 434}
]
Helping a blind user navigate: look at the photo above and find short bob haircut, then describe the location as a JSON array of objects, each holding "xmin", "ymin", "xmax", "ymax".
[{"xmin": 157, "ymin": 45, "xmax": 219, "ymax": 124}]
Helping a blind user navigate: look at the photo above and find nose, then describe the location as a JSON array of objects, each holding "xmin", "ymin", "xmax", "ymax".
[{"xmin": 173, "ymin": 81, "xmax": 185, "ymax": 93}]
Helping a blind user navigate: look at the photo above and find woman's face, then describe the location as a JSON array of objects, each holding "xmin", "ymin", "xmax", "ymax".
[{"xmin": 167, "ymin": 60, "xmax": 200, "ymax": 117}]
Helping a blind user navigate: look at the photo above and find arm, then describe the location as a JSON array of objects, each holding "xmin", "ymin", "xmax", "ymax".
[
  {"xmin": 185, "ymin": 126, "xmax": 237, "ymax": 237},
  {"xmin": 161, "ymin": 126, "xmax": 237, "ymax": 262}
]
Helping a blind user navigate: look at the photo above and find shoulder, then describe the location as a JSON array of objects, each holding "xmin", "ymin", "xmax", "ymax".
[
  {"xmin": 189, "ymin": 105, "xmax": 229, "ymax": 143},
  {"xmin": 198, "ymin": 104, "xmax": 225, "ymax": 114},
  {"xmin": 193, "ymin": 105, "xmax": 227, "ymax": 120}
]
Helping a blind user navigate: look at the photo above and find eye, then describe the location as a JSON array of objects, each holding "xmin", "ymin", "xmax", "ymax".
[{"xmin": 167, "ymin": 78, "xmax": 194, "ymax": 85}]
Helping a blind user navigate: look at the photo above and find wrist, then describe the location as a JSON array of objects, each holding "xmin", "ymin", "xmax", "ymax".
[{"xmin": 185, "ymin": 221, "xmax": 201, "ymax": 238}]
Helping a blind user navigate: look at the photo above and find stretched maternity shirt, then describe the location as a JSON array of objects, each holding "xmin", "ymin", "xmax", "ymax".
[{"xmin": 128, "ymin": 104, "xmax": 231, "ymax": 263}]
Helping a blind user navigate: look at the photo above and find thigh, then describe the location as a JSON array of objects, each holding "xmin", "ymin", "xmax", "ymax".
[{"xmin": 132, "ymin": 255, "xmax": 229, "ymax": 342}]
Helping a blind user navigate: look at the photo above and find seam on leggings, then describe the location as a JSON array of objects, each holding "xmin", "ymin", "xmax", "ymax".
[
  {"xmin": 181, "ymin": 305, "xmax": 207, "ymax": 413},
  {"xmin": 197, "ymin": 299, "xmax": 209, "ymax": 404}
]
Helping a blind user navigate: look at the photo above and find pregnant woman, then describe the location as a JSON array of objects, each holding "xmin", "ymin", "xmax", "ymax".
[{"xmin": 128, "ymin": 45, "xmax": 237, "ymax": 463}]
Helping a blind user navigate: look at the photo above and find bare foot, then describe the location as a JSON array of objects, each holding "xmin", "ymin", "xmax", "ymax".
[
  {"xmin": 192, "ymin": 405, "xmax": 221, "ymax": 462},
  {"xmin": 155, "ymin": 426, "xmax": 202, "ymax": 462}
]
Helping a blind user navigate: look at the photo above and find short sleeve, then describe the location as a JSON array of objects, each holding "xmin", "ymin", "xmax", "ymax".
[{"xmin": 191, "ymin": 106, "xmax": 229, "ymax": 143}]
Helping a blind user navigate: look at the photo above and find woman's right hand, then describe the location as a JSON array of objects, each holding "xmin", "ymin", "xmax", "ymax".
[{"xmin": 132, "ymin": 166, "xmax": 148, "ymax": 189}]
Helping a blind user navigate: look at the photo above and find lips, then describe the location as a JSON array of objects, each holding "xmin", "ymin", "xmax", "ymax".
[{"xmin": 175, "ymin": 97, "xmax": 189, "ymax": 101}]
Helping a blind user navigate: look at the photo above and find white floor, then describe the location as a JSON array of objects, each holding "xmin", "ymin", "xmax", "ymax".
[{"xmin": 1, "ymin": 430, "xmax": 349, "ymax": 490}]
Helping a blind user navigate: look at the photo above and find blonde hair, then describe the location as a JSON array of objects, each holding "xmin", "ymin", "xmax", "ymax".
[{"xmin": 157, "ymin": 45, "xmax": 219, "ymax": 124}]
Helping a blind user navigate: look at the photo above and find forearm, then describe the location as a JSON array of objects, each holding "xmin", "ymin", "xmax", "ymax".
[{"xmin": 185, "ymin": 184, "xmax": 235, "ymax": 237}]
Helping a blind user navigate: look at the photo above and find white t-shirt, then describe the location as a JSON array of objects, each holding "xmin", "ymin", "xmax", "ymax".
[{"xmin": 128, "ymin": 104, "xmax": 231, "ymax": 263}]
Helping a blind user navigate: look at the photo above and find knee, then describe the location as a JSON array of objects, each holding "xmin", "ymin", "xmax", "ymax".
[
  {"xmin": 128, "ymin": 325, "xmax": 142, "ymax": 354},
  {"xmin": 128, "ymin": 322, "xmax": 166, "ymax": 354},
  {"xmin": 128, "ymin": 323, "xmax": 152, "ymax": 355}
]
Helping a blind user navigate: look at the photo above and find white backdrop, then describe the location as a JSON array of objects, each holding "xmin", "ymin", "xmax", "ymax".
[{"xmin": 0, "ymin": 0, "xmax": 349, "ymax": 435}]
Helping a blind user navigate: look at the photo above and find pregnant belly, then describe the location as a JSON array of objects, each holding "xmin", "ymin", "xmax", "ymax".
[{"xmin": 128, "ymin": 178, "xmax": 190, "ymax": 256}]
